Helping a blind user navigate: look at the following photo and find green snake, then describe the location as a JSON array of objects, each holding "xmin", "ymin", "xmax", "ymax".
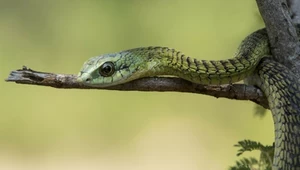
[{"xmin": 77, "ymin": 28, "xmax": 300, "ymax": 169}]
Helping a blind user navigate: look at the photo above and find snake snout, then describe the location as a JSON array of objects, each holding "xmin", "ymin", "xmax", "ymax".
[{"xmin": 77, "ymin": 73, "xmax": 92, "ymax": 84}]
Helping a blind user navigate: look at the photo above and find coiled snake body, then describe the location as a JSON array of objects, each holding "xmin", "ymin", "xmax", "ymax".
[{"xmin": 77, "ymin": 28, "xmax": 300, "ymax": 169}]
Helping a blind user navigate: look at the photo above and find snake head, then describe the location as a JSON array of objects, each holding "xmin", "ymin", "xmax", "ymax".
[{"xmin": 77, "ymin": 50, "xmax": 149, "ymax": 87}]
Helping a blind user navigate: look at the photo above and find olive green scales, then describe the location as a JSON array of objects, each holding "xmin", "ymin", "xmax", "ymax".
[{"xmin": 77, "ymin": 28, "xmax": 300, "ymax": 169}]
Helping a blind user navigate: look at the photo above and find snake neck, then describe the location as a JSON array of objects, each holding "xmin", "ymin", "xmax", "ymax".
[{"xmin": 128, "ymin": 29, "xmax": 270, "ymax": 85}]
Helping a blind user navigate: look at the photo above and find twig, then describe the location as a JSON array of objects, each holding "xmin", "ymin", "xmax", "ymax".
[{"xmin": 5, "ymin": 66, "xmax": 269, "ymax": 109}]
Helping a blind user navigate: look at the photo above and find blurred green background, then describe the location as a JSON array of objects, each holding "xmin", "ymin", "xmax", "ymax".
[{"xmin": 0, "ymin": 0, "xmax": 274, "ymax": 169}]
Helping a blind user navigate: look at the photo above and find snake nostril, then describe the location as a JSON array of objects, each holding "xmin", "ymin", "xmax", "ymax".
[{"xmin": 85, "ymin": 78, "xmax": 91, "ymax": 82}]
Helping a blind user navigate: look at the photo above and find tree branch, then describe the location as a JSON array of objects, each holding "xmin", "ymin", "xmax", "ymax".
[
  {"xmin": 7, "ymin": 1, "xmax": 300, "ymax": 111},
  {"xmin": 256, "ymin": 0, "xmax": 300, "ymax": 77},
  {"xmin": 5, "ymin": 66, "xmax": 269, "ymax": 109}
]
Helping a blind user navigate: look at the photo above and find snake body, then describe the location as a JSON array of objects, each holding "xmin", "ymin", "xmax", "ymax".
[{"xmin": 77, "ymin": 28, "xmax": 300, "ymax": 169}]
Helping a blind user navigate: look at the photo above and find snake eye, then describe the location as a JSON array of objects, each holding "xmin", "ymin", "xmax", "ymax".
[{"xmin": 99, "ymin": 62, "xmax": 115, "ymax": 77}]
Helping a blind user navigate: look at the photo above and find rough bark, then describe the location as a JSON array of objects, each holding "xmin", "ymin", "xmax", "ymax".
[
  {"xmin": 287, "ymin": 0, "xmax": 300, "ymax": 24},
  {"xmin": 256, "ymin": 0, "xmax": 300, "ymax": 76}
]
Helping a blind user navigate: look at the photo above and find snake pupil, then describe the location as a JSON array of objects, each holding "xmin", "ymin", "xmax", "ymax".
[{"xmin": 99, "ymin": 62, "xmax": 115, "ymax": 77}]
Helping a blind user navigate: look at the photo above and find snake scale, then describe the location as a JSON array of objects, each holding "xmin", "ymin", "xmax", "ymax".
[{"xmin": 77, "ymin": 28, "xmax": 300, "ymax": 169}]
